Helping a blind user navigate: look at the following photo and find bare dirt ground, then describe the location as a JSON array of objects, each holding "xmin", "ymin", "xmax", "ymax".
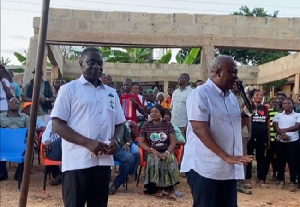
[{"xmin": 1, "ymin": 161, "xmax": 300, "ymax": 207}]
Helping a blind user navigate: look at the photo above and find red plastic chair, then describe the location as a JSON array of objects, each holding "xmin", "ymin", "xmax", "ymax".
[
  {"xmin": 136, "ymin": 144, "xmax": 184, "ymax": 187},
  {"xmin": 40, "ymin": 142, "xmax": 61, "ymax": 193}
]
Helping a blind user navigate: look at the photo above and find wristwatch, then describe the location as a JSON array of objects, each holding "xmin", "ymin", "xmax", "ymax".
[{"xmin": 126, "ymin": 142, "xmax": 131, "ymax": 146}]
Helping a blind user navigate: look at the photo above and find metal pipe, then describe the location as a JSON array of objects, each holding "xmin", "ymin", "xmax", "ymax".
[{"xmin": 18, "ymin": 0, "xmax": 50, "ymax": 206}]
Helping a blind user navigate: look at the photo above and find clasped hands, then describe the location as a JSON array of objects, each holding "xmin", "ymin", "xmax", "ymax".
[{"xmin": 87, "ymin": 139, "xmax": 119, "ymax": 156}]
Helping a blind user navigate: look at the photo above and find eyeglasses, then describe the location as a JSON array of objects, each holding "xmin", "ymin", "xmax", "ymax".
[{"xmin": 8, "ymin": 102, "xmax": 20, "ymax": 105}]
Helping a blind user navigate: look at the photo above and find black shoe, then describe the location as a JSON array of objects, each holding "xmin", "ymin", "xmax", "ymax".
[
  {"xmin": 50, "ymin": 175, "xmax": 62, "ymax": 185},
  {"xmin": 109, "ymin": 184, "xmax": 118, "ymax": 195}
]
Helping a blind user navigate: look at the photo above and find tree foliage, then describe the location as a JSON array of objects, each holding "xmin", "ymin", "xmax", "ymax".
[
  {"xmin": 14, "ymin": 52, "xmax": 27, "ymax": 65},
  {"xmin": 176, "ymin": 48, "xmax": 201, "ymax": 64},
  {"xmin": 0, "ymin": 57, "xmax": 11, "ymax": 65},
  {"xmin": 218, "ymin": 6, "xmax": 289, "ymax": 65}
]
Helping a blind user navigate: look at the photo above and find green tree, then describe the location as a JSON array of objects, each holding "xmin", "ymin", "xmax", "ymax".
[
  {"xmin": 218, "ymin": 6, "xmax": 289, "ymax": 65},
  {"xmin": 101, "ymin": 47, "xmax": 151, "ymax": 63},
  {"xmin": 0, "ymin": 57, "xmax": 11, "ymax": 65},
  {"xmin": 14, "ymin": 52, "xmax": 27, "ymax": 65},
  {"xmin": 176, "ymin": 48, "xmax": 201, "ymax": 64}
]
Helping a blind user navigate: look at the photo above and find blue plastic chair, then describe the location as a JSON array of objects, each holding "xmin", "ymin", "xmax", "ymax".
[{"xmin": 0, "ymin": 128, "xmax": 28, "ymax": 191}]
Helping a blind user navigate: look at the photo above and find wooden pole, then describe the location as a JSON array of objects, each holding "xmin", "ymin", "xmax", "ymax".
[{"xmin": 18, "ymin": 1, "xmax": 50, "ymax": 206}]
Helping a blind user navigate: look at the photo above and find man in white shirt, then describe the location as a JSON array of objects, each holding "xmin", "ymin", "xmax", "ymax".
[
  {"xmin": 0, "ymin": 66, "xmax": 13, "ymax": 113},
  {"xmin": 181, "ymin": 56, "xmax": 253, "ymax": 207},
  {"xmin": 171, "ymin": 73, "xmax": 193, "ymax": 138},
  {"xmin": 51, "ymin": 48, "xmax": 125, "ymax": 207}
]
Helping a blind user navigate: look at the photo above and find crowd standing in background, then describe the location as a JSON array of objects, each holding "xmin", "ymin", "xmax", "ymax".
[{"xmin": 1, "ymin": 49, "xmax": 300, "ymax": 207}]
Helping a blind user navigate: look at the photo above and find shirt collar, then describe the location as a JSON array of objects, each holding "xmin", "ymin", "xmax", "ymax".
[
  {"xmin": 282, "ymin": 110, "xmax": 295, "ymax": 115},
  {"xmin": 179, "ymin": 85, "xmax": 192, "ymax": 91},
  {"xmin": 206, "ymin": 79, "xmax": 230, "ymax": 97},
  {"xmin": 6, "ymin": 111, "xmax": 21, "ymax": 117},
  {"xmin": 79, "ymin": 75, "xmax": 105, "ymax": 89}
]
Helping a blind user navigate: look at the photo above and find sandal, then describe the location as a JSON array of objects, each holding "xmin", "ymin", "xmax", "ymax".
[{"xmin": 244, "ymin": 180, "xmax": 252, "ymax": 189}]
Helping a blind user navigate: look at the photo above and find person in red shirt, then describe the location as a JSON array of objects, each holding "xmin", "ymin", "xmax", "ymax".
[{"xmin": 121, "ymin": 79, "xmax": 145, "ymax": 123}]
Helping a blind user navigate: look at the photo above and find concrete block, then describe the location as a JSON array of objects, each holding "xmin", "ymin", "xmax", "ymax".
[
  {"xmin": 248, "ymin": 17, "xmax": 269, "ymax": 27},
  {"xmin": 49, "ymin": 8, "xmax": 72, "ymax": 18},
  {"xmin": 174, "ymin": 14, "xmax": 194, "ymax": 24},
  {"xmin": 276, "ymin": 28, "xmax": 296, "ymax": 38},
  {"xmin": 220, "ymin": 26, "xmax": 232, "ymax": 36},
  {"xmin": 232, "ymin": 27, "xmax": 252, "ymax": 37},
  {"xmin": 134, "ymin": 23, "xmax": 156, "ymax": 34},
  {"xmin": 111, "ymin": 22, "xmax": 133, "ymax": 33},
  {"xmin": 72, "ymin": 10, "xmax": 94, "ymax": 19},
  {"xmin": 177, "ymin": 24, "xmax": 199, "ymax": 35},
  {"xmin": 77, "ymin": 20, "xmax": 90, "ymax": 30},
  {"xmin": 129, "ymin": 12, "xmax": 149, "ymax": 22},
  {"xmin": 199, "ymin": 24, "xmax": 220, "ymax": 35},
  {"xmin": 105, "ymin": 12, "xmax": 126, "ymax": 21},
  {"xmin": 154, "ymin": 23, "xmax": 177, "ymax": 34},
  {"xmin": 150, "ymin": 13, "xmax": 172, "ymax": 23},
  {"xmin": 270, "ymin": 18, "xmax": 292, "ymax": 28},
  {"xmin": 94, "ymin": 11, "xmax": 107, "ymax": 20},
  {"xmin": 216, "ymin": 15, "xmax": 237, "ymax": 26},
  {"xmin": 90, "ymin": 21, "xmax": 111, "ymax": 31},
  {"xmin": 252, "ymin": 27, "xmax": 275, "ymax": 38},
  {"xmin": 33, "ymin": 17, "xmax": 40, "ymax": 28},
  {"xmin": 195, "ymin": 14, "xmax": 215, "ymax": 24},
  {"xmin": 237, "ymin": 16, "xmax": 248, "ymax": 26},
  {"xmin": 48, "ymin": 19, "xmax": 77, "ymax": 31}
]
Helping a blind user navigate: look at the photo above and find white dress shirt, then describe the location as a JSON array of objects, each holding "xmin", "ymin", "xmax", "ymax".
[
  {"xmin": 50, "ymin": 75, "xmax": 125, "ymax": 172},
  {"xmin": 0, "ymin": 78, "xmax": 10, "ymax": 111},
  {"xmin": 171, "ymin": 85, "xmax": 192, "ymax": 127},
  {"xmin": 181, "ymin": 79, "xmax": 244, "ymax": 180},
  {"xmin": 273, "ymin": 111, "xmax": 300, "ymax": 142}
]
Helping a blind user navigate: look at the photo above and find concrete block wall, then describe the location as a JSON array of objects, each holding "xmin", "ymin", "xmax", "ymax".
[
  {"xmin": 33, "ymin": 8, "xmax": 300, "ymax": 40},
  {"xmin": 63, "ymin": 61, "xmax": 257, "ymax": 85},
  {"xmin": 258, "ymin": 52, "xmax": 300, "ymax": 84}
]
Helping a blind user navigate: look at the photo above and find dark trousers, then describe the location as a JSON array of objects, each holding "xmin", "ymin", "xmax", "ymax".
[
  {"xmin": 276, "ymin": 141, "xmax": 299, "ymax": 183},
  {"xmin": 246, "ymin": 136, "xmax": 268, "ymax": 181},
  {"xmin": 186, "ymin": 170, "xmax": 237, "ymax": 207},
  {"xmin": 62, "ymin": 166, "xmax": 111, "ymax": 207},
  {"xmin": 0, "ymin": 161, "xmax": 24, "ymax": 181},
  {"xmin": 265, "ymin": 140, "xmax": 277, "ymax": 177}
]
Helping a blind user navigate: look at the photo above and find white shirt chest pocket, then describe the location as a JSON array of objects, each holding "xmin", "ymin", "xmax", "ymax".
[{"xmin": 105, "ymin": 96, "xmax": 116, "ymax": 113}]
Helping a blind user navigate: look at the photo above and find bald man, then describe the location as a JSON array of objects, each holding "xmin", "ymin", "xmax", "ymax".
[{"xmin": 181, "ymin": 56, "xmax": 253, "ymax": 207}]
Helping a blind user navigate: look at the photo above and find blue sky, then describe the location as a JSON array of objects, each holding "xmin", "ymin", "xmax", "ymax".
[{"xmin": 2, "ymin": 0, "xmax": 300, "ymax": 64}]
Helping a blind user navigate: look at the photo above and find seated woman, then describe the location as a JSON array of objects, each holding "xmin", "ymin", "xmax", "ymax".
[{"xmin": 138, "ymin": 104, "xmax": 180, "ymax": 200}]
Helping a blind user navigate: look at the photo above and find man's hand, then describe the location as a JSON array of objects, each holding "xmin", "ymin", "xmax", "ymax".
[
  {"xmin": 106, "ymin": 139, "xmax": 119, "ymax": 155},
  {"xmin": 224, "ymin": 155, "xmax": 253, "ymax": 165},
  {"xmin": 86, "ymin": 139, "xmax": 108, "ymax": 156},
  {"xmin": 122, "ymin": 143, "xmax": 131, "ymax": 151},
  {"xmin": 130, "ymin": 97, "xmax": 138, "ymax": 105}
]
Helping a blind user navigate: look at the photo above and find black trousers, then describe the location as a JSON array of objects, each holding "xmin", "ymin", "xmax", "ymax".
[
  {"xmin": 245, "ymin": 134, "xmax": 268, "ymax": 181},
  {"xmin": 62, "ymin": 166, "xmax": 111, "ymax": 207},
  {"xmin": 276, "ymin": 140, "xmax": 299, "ymax": 183},
  {"xmin": 186, "ymin": 170, "xmax": 237, "ymax": 207}
]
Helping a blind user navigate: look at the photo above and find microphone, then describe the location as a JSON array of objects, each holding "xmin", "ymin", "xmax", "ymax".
[{"xmin": 235, "ymin": 79, "xmax": 253, "ymax": 115}]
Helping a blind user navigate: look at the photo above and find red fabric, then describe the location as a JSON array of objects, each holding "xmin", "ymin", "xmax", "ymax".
[{"xmin": 120, "ymin": 94, "xmax": 142, "ymax": 123}]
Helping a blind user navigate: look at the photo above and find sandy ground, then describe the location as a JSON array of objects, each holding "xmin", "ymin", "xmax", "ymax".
[{"xmin": 1, "ymin": 161, "xmax": 300, "ymax": 207}]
